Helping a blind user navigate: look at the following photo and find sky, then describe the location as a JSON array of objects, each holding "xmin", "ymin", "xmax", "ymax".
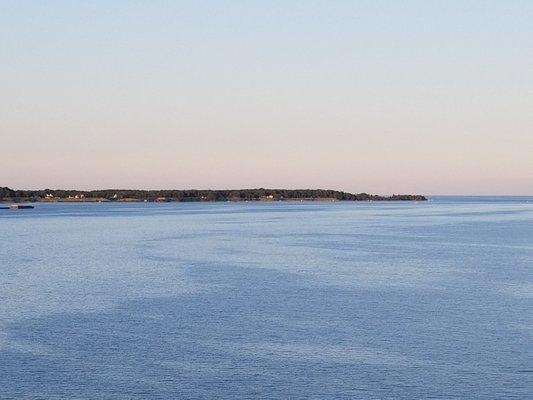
[{"xmin": 1, "ymin": 1, "xmax": 532, "ymax": 195}]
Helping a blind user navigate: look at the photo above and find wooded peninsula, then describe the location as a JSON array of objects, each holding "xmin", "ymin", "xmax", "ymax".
[{"xmin": 1, "ymin": 187, "xmax": 426, "ymax": 202}]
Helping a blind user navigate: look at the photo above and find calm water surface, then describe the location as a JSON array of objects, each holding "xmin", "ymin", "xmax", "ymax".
[{"xmin": 1, "ymin": 198, "xmax": 532, "ymax": 399}]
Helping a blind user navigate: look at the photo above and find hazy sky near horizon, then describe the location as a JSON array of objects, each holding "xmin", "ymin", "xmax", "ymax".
[{"xmin": 1, "ymin": 1, "xmax": 532, "ymax": 194}]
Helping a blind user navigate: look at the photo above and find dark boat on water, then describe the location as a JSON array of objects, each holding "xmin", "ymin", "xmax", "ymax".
[
  {"xmin": 11, "ymin": 204, "xmax": 34, "ymax": 209},
  {"xmin": 0, "ymin": 204, "xmax": 35, "ymax": 210}
]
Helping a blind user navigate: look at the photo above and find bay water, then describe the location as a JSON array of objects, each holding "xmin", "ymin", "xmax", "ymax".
[{"xmin": 1, "ymin": 197, "xmax": 532, "ymax": 399}]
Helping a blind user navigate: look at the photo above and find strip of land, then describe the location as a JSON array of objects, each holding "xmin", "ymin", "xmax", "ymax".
[{"xmin": 1, "ymin": 187, "xmax": 426, "ymax": 203}]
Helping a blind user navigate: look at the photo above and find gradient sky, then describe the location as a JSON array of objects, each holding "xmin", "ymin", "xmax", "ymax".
[{"xmin": 1, "ymin": 1, "xmax": 532, "ymax": 194}]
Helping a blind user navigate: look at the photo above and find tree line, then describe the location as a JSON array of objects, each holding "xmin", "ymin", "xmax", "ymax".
[{"xmin": 0, "ymin": 187, "xmax": 426, "ymax": 202}]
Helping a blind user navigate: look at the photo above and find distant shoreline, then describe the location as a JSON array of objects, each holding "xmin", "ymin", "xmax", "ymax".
[{"xmin": 1, "ymin": 187, "xmax": 427, "ymax": 203}]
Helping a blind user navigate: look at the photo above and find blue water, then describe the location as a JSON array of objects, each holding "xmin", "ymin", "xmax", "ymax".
[{"xmin": 1, "ymin": 198, "xmax": 532, "ymax": 399}]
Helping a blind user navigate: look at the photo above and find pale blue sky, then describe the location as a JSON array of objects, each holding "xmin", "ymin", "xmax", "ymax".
[{"xmin": 1, "ymin": 1, "xmax": 532, "ymax": 194}]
